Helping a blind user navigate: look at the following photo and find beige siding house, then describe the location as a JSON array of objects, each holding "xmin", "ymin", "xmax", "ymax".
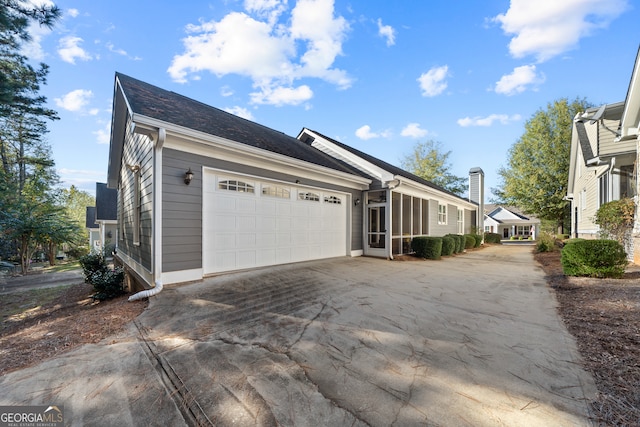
[{"xmin": 567, "ymin": 47, "xmax": 640, "ymax": 261}]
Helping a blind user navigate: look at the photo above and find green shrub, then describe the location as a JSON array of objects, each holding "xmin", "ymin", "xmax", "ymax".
[
  {"xmin": 441, "ymin": 236, "xmax": 455, "ymax": 256},
  {"xmin": 561, "ymin": 239, "xmax": 628, "ymax": 278},
  {"xmin": 90, "ymin": 267, "xmax": 125, "ymax": 301},
  {"xmin": 484, "ymin": 232, "xmax": 501, "ymax": 244},
  {"xmin": 79, "ymin": 252, "xmax": 107, "ymax": 281},
  {"xmin": 445, "ymin": 234, "xmax": 463, "ymax": 253},
  {"xmin": 473, "ymin": 234, "xmax": 482, "ymax": 247},
  {"xmin": 79, "ymin": 252, "xmax": 125, "ymax": 300},
  {"xmin": 411, "ymin": 237, "xmax": 443, "ymax": 260},
  {"xmin": 66, "ymin": 245, "xmax": 90, "ymax": 260},
  {"xmin": 464, "ymin": 234, "xmax": 476, "ymax": 249},
  {"xmin": 536, "ymin": 231, "xmax": 556, "ymax": 253}
]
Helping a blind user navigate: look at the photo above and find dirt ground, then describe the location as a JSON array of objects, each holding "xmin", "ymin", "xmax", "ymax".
[
  {"xmin": 0, "ymin": 281, "xmax": 146, "ymax": 376},
  {"xmin": 534, "ymin": 250, "xmax": 640, "ymax": 427},
  {"xmin": 1, "ymin": 249, "xmax": 639, "ymax": 425}
]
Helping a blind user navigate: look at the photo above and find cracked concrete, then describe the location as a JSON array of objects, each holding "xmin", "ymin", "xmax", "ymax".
[{"xmin": 0, "ymin": 245, "xmax": 596, "ymax": 426}]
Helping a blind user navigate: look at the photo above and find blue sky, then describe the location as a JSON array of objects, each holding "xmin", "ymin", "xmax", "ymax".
[{"xmin": 22, "ymin": 0, "xmax": 639, "ymax": 199}]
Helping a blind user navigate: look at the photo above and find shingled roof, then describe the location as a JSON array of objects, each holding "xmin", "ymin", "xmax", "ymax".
[{"xmin": 115, "ymin": 73, "xmax": 363, "ymax": 177}]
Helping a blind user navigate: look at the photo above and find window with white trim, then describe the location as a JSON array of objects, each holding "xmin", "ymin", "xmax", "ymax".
[
  {"xmin": 262, "ymin": 185, "xmax": 290, "ymax": 199},
  {"xmin": 219, "ymin": 179, "xmax": 255, "ymax": 193},
  {"xmin": 298, "ymin": 192, "xmax": 320, "ymax": 201},
  {"xmin": 438, "ymin": 204, "xmax": 447, "ymax": 225},
  {"xmin": 598, "ymin": 173, "xmax": 609, "ymax": 207},
  {"xmin": 324, "ymin": 195, "xmax": 342, "ymax": 204},
  {"xmin": 457, "ymin": 209, "xmax": 463, "ymax": 234}
]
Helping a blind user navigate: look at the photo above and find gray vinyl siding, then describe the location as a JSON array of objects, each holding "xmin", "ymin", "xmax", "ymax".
[
  {"xmin": 464, "ymin": 209, "xmax": 474, "ymax": 234},
  {"xmin": 118, "ymin": 117, "xmax": 153, "ymax": 272},
  {"xmin": 162, "ymin": 150, "xmax": 202, "ymax": 272},
  {"xmin": 427, "ymin": 200, "xmax": 458, "ymax": 236},
  {"xmin": 161, "ymin": 148, "xmax": 363, "ymax": 273}
]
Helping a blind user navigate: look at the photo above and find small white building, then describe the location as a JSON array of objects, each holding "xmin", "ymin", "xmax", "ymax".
[{"xmin": 484, "ymin": 205, "xmax": 540, "ymax": 240}]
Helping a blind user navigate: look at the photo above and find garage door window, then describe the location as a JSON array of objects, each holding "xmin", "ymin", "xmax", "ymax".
[
  {"xmin": 262, "ymin": 185, "xmax": 290, "ymax": 199},
  {"xmin": 298, "ymin": 191, "xmax": 320, "ymax": 201},
  {"xmin": 219, "ymin": 179, "xmax": 255, "ymax": 193},
  {"xmin": 324, "ymin": 195, "xmax": 342, "ymax": 204}
]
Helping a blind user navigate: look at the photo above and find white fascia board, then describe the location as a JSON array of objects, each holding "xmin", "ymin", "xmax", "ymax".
[
  {"xmin": 133, "ymin": 115, "xmax": 371, "ymax": 190},
  {"xmin": 395, "ymin": 177, "xmax": 477, "ymax": 208},
  {"xmin": 301, "ymin": 129, "xmax": 395, "ymax": 182}
]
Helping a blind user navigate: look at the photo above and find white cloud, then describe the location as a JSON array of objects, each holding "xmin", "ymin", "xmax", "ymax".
[
  {"xmin": 67, "ymin": 8, "xmax": 80, "ymax": 18},
  {"xmin": 417, "ymin": 65, "xmax": 449, "ymax": 97},
  {"xmin": 355, "ymin": 125, "xmax": 390, "ymax": 140},
  {"xmin": 224, "ymin": 106, "xmax": 255, "ymax": 120},
  {"xmin": 93, "ymin": 121, "xmax": 111, "ymax": 145},
  {"xmin": 401, "ymin": 123, "xmax": 428, "ymax": 138},
  {"xmin": 58, "ymin": 35, "xmax": 92, "ymax": 64},
  {"xmin": 250, "ymin": 84, "xmax": 313, "ymax": 106},
  {"xmin": 492, "ymin": 0, "xmax": 628, "ymax": 62},
  {"xmin": 57, "ymin": 168, "xmax": 106, "ymax": 193},
  {"xmin": 457, "ymin": 114, "xmax": 522, "ymax": 127},
  {"xmin": 377, "ymin": 18, "xmax": 396, "ymax": 46},
  {"xmin": 494, "ymin": 65, "xmax": 545, "ymax": 95},
  {"xmin": 221, "ymin": 86, "xmax": 234, "ymax": 97},
  {"xmin": 54, "ymin": 89, "xmax": 93, "ymax": 112},
  {"xmin": 168, "ymin": 0, "xmax": 351, "ymax": 106}
]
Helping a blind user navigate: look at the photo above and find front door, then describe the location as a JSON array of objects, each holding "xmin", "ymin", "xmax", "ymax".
[{"xmin": 365, "ymin": 205, "xmax": 387, "ymax": 256}]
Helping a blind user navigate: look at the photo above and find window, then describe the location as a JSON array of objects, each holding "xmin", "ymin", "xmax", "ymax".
[
  {"xmin": 262, "ymin": 185, "xmax": 290, "ymax": 199},
  {"xmin": 457, "ymin": 209, "xmax": 463, "ymax": 234},
  {"xmin": 598, "ymin": 173, "xmax": 609, "ymax": 206},
  {"xmin": 324, "ymin": 195, "xmax": 342, "ymax": 204},
  {"xmin": 516, "ymin": 225, "xmax": 531, "ymax": 236},
  {"xmin": 298, "ymin": 191, "xmax": 320, "ymax": 201},
  {"xmin": 438, "ymin": 204, "xmax": 447, "ymax": 225},
  {"xmin": 219, "ymin": 179, "xmax": 255, "ymax": 193}
]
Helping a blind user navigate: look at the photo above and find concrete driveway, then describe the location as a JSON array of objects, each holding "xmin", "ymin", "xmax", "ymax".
[{"xmin": 0, "ymin": 245, "xmax": 596, "ymax": 426}]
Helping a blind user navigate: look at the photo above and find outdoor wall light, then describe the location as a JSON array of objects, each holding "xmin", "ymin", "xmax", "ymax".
[
  {"xmin": 184, "ymin": 168, "xmax": 194, "ymax": 185},
  {"xmin": 354, "ymin": 198, "xmax": 361, "ymax": 206}
]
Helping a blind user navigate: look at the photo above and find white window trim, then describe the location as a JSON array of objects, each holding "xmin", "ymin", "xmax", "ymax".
[
  {"xmin": 133, "ymin": 169, "xmax": 141, "ymax": 246},
  {"xmin": 438, "ymin": 203, "xmax": 447, "ymax": 225}
]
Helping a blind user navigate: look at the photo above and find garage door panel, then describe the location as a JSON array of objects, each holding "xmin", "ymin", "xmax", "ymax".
[{"xmin": 203, "ymin": 171, "xmax": 348, "ymax": 274}]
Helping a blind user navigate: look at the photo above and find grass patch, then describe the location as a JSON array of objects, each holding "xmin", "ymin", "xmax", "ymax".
[{"xmin": 46, "ymin": 261, "xmax": 81, "ymax": 273}]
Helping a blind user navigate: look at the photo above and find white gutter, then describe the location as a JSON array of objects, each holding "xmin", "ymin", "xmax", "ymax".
[{"xmin": 129, "ymin": 127, "xmax": 166, "ymax": 302}]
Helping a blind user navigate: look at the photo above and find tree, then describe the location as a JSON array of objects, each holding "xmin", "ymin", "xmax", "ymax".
[
  {"xmin": 401, "ymin": 140, "xmax": 467, "ymax": 195},
  {"xmin": 494, "ymin": 98, "xmax": 592, "ymax": 232},
  {"xmin": 0, "ymin": 1, "xmax": 62, "ymax": 267}
]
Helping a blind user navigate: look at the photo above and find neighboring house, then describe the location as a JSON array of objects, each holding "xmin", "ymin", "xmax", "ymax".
[
  {"xmin": 617, "ymin": 46, "xmax": 640, "ymax": 263},
  {"xmin": 483, "ymin": 204, "xmax": 540, "ymax": 240},
  {"xmin": 85, "ymin": 206, "xmax": 100, "ymax": 251},
  {"xmin": 107, "ymin": 73, "xmax": 482, "ymax": 291},
  {"xmin": 90, "ymin": 182, "xmax": 118, "ymax": 253},
  {"xmin": 566, "ymin": 101, "xmax": 636, "ymax": 240}
]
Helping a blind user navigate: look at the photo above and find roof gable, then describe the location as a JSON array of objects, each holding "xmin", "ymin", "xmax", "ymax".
[
  {"xmin": 96, "ymin": 182, "xmax": 117, "ymax": 221},
  {"xmin": 299, "ymin": 128, "xmax": 472, "ymax": 203}
]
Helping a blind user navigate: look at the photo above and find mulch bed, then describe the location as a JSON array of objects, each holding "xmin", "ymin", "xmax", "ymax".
[
  {"xmin": 0, "ymin": 283, "xmax": 147, "ymax": 376},
  {"xmin": 534, "ymin": 251, "xmax": 640, "ymax": 426}
]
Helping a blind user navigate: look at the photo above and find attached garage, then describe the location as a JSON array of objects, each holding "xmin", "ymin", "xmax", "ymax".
[{"xmin": 203, "ymin": 169, "xmax": 349, "ymax": 274}]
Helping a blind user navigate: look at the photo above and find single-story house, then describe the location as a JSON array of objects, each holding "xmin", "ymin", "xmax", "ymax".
[
  {"xmin": 483, "ymin": 205, "xmax": 540, "ymax": 240},
  {"xmin": 107, "ymin": 73, "xmax": 483, "ymax": 292}
]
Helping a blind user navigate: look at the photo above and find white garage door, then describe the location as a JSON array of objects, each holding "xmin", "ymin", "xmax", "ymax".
[{"xmin": 203, "ymin": 170, "xmax": 348, "ymax": 274}]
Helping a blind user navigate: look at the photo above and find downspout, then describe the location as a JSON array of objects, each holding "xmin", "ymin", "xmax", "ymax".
[{"xmin": 129, "ymin": 128, "xmax": 166, "ymax": 301}]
